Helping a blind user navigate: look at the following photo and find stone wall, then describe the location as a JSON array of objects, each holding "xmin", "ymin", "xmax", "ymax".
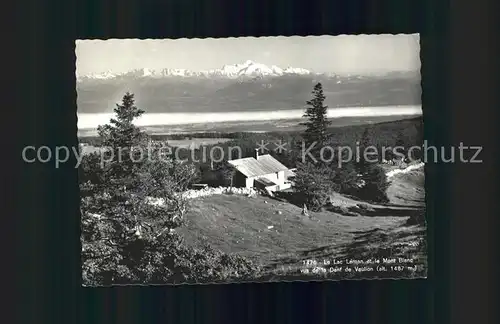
[
  {"xmin": 146, "ymin": 186, "xmax": 258, "ymax": 206},
  {"xmin": 183, "ymin": 186, "xmax": 257, "ymax": 199}
]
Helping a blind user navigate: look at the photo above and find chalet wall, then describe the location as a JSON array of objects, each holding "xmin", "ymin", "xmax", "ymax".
[
  {"xmin": 232, "ymin": 171, "xmax": 247, "ymax": 187},
  {"xmin": 245, "ymin": 177, "xmax": 255, "ymax": 188},
  {"xmin": 260, "ymin": 173, "xmax": 279, "ymax": 184},
  {"xmin": 277, "ymin": 170, "xmax": 285, "ymax": 183}
]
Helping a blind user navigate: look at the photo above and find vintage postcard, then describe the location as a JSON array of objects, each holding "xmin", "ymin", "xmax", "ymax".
[{"xmin": 76, "ymin": 35, "xmax": 426, "ymax": 286}]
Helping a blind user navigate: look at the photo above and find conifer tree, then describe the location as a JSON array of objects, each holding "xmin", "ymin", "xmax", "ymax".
[
  {"xmin": 356, "ymin": 128, "xmax": 373, "ymax": 176},
  {"xmin": 300, "ymin": 83, "xmax": 331, "ymax": 160},
  {"xmin": 97, "ymin": 92, "xmax": 146, "ymax": 182},
  {"xmin": 357, "ymin": 164, "xmax": 390, "ymax": 203},
  {"xmin": 98, "ymin": 92, "xmax": 145, "ymax": 148},
  {"xmin": 354, "ymin": 128, "xmax": 390, "ymax": 203}
]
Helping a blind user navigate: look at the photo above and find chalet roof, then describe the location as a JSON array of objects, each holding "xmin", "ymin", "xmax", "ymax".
[{"xmin": 228, "ymin": 154, "xmax": 289, "ymax": 178}]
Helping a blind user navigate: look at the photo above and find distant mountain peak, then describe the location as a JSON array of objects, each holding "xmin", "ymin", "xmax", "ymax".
[{"xmin": 78, "ymin": 60, "xmax": 314, "ymax": 81}]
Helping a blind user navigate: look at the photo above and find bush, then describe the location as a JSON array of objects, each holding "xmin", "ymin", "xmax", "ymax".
[
  {"xmin": 356, "ymin": 164, "xmax": 390, "ymax": 203},
  {"xmin": 79, "ymin": 152, "xmax": 106, "ymax": 193},
  {"xmin": 82, "ymin": 218, "xmax": 261, "ymax": 285},
  {"xmin": 331, "ymin": 161, "xmax": 360, "ymax": 195},
  {"xmin": 80, "ymin": 92, "xmax": 264, "ymax": 285},
  {"xmin": 214, "ymin": 161, "xmax": 235, "ymax": 187},
  {"xmin": 80, "ymin": 153, "xmax": 257, "ymax": 285},
  {"xmin": 293, "ymin": 162, "xmax": 338, "ymax": 211},
  {"xmin": 80, "ymin": 179, "xmax": 261, "ymax": 286}
]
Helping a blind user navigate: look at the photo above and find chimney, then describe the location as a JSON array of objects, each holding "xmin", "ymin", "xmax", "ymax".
[{"xmin": 254, "ymin": 148, "xmax": 259, "ymax": 160}]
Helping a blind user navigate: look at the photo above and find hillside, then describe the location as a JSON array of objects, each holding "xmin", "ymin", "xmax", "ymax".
[
  {"xmin": 386, "ymin": 165, "xmax": 425, "ymax": 207},
  {"xmin": 174, "ymin": 160, "xmax": 426, "ymax": 280},
  {"xmin": 176, "ymin": 192, "xmax": 426, "ymax": 279}
]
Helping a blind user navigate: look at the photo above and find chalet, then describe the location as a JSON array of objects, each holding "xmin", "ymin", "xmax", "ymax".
[{"xmin": 228, "ymin": 149, "xmax": 295, "ymax": 192}]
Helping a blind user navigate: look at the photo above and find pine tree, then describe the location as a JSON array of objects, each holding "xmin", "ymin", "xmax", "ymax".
[
  {"xmin": 394, "ymin": 130, "xmax": 408, "ymax": 160},
  {"xmin": 98, "ymin": 92, "xmax": 145, "ymax": 150},
  {"xmin": 293, "ymin": 161, "xmax": 338, "ymax": 211},
  {"xmin": 97, "ymin": 92, "xmax": 146, "ymax": 182},
  {"xmin": 357, "ymin": 164, "xmax": 390, "ymax": 203},
  {"xmin": 300, "ymin": 83, "xmax": 331, "ymax": 160},
  {"xmin": 213, "ymin": 160, "xmax": 235, "ymax": 187},
  {"xmin": 356, "ymin": 128, "xmax": 373, "ymax": 176},
  {"xmin": 332, "ymin": 161, "xmax": 359, "ymax": 195},
  {"xmin": 353, "ymin": 128, "xmax": 390, "ymax": 203}
]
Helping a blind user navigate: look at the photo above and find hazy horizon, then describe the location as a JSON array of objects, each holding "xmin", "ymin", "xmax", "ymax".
[
  {"xmin": 77, "ymin": 105, "xmax": 422, "ymax": 129},
  {"xmin": 76, "ymin": 34, "xmax": 420, "ymax": 76}
]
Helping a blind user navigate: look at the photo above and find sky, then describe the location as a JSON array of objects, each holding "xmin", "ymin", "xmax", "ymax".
[{"xmin": 76, "ymin": 34, "xmax": 420, "ymax": 76}]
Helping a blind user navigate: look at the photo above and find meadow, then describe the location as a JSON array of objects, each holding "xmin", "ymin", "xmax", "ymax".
[{"xmin": 177, "ymin": 164, "xmax": 426, "ymax": 280}]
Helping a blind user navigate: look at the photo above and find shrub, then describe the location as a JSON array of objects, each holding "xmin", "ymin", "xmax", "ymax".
[
  {"xmin": 213, "ymin": 160, "xmax": 236, "ymax": 187},
  {"xmin": 293, "ymin": 162, "xmax": 338, "ymax": 211},
  {"xmin": 82, "ymin": 180, "xmax": 263, "ymax": 285},
  {"xmin": 78, "ymin": 152, "xmax": 107, "ymax": 194},
  {"xmin": 331, "ymin": 161, "xmax": 360, "ymax": 195},
  {"xmin": 82, "ymin": 217, "xmax": 261, "ymax": 285},
  {"xmin": 356, "ymin": 164, "xmax": 390, "ymax": 203},
  {"xmin": 80, "ymin": 92, "xmax": 262, "ymax": 285},
  {"xmin": 80, "ymin": 178, "xmax": 262, "ymax": 286}
]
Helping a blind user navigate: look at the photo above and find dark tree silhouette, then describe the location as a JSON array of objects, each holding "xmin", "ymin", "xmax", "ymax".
[
  {"xmin": 356, "ymin": 128, "xmax": 374, "ymax": 176},
  {"xmin": 356, "ymin": 164, "xmax": 390, "ymax": 203},
  {"xmin": 293, "ymin": 161, "xmax": 338, "ymax": 211},
  {"xmin": 97, "ymin": 92, "xmax": 147, "ymax": 182},
  {"xmin": 300, "ymin": 83, "xmax": 331, "ymax": 161},
  {"xmin": 81, "ymin": 92, "xmax": 258, "ymax": 285},
  {"xmin": 98, "ymin": 92, "xmax": 146, "ymax": 149}
]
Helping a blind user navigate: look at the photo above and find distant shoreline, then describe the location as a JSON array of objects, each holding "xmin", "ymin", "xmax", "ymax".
[
  {"xmin": 78, "ymin": 105, "xmax": 422, "ymax": 131},
  {"xmin": 78, "ymin": 114, "xmax": 422, "ymax": 138}
]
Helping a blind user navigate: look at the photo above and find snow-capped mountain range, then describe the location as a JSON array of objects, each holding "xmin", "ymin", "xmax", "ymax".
[{"xmin": 77, "ymin": 60, "xmax": 319, "ymax": 81}]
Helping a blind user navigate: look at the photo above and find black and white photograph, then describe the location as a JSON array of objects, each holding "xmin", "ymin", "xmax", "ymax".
[{"xmin": 76, "ymin": 35, "xmax": 426, "ymax": 286}]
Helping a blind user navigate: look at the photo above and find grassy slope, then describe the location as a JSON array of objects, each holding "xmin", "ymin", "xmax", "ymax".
[
  {"xmin": 177, "ymin": 193, "xmax": 427, "ymax": 280},
  {"xmin": 386, "ymin": 167, "xmax": 425, "ymax": 207},
  {"xmin": 176, "ymin": 156, "xmax": 427, "ymax": 281}
]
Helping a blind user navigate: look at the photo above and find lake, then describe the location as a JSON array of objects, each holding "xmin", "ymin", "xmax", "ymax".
[{"xmin": 77, "ymin": 105, "xmax": 422, "ymax": 130}]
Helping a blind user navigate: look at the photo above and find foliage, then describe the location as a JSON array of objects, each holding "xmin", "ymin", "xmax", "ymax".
[
  {"xmin": 331, "ymin": 161, "xmax": 360, "ymax": 195},
  {"xmin": 355, "ymin": 164, "xmax": 390, "ymax": 203},
  {"xmin": 293, "ymin": 162, "xmax": 338, "ymax": 211},
  {"xmin": 300, "ymin": 83, "xmax": 332, "ymax": 159},
  {"xmin": 292, "ymin": 84, "xmax": 397, "ymax": 208},
  {"xmin": 80, "ymin": 91, "xmax": 423, "ymax": 284},
  {"xmin": 141, "ymin": 152, "xmax": 200, "ymax": 194},
  {"xmin": 340, "ymin": 128, "xmax": 390, "ymax": 203},
  {"xmin": 79, "ymin": 117, "xmax": 423, "ymax": 158},
  {"xmin": 81, "ymin": 199, "xmax": 261, "ymax": 285},
  {"xmin": 79, "ymin": 151, "xmax": 107, "ymax": 193},
  {"xmin": 81, "ymin": 92, "xmax": 260, "ymax": 285},
  {"xmin": 214, "ymin": 160, "xmax": 236, "ymax": 187},
  {"xmin": 97, "ymin": 92, "xmax": 147, "ymax": 181},
  {"xmin": 356, "ymin": 128, "xmax": 375, "ymax": 176},
  {"xmin": 97, "ymin": 92, "xmax": 146, "ymax": 149}
]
